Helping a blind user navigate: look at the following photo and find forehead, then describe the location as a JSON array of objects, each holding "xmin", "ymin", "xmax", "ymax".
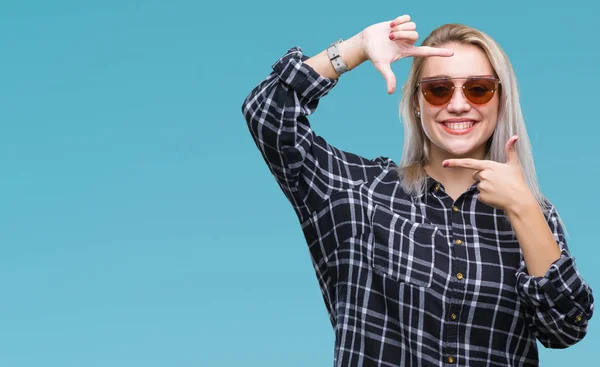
[{"xmin": 420, "ymin": 43, "xmax": 495, "ymax": 78}]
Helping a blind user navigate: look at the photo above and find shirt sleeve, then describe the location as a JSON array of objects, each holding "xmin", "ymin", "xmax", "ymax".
[
  {"xmin": 241, "ymin": 47, "xmax": 391, "ymax": 222},
  {"xmin": 515, "ymin": 204, "xmax": 594, "ymax": 348}
]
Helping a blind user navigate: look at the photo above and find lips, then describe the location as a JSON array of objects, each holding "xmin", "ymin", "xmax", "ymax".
[{"xmin": 440, "ymin": 119, "xmax": 478, "ymax": 135}]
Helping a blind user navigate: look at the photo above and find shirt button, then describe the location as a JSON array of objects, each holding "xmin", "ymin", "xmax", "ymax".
[
  {"xmin": 455, "ymin": 239, "xmax": 463, "ymax": 245},
  {"xmin": 452, "ymin": 206, "xmax": 459, "ymax": 212},
  {"xmin": 450, "ymin": 313, "xmax": 458, "ymax": 320},
  {"xmin": 576, "ymin": 314, "xmax": 583, "ymax": 322},
  {"xmin": 435, "ymin": 184, "xmax": 440, "ymax": 192},
  {"xmin": 447, "ymin": 356, "xmax": 456, "ymax": 364},
  {"xmin": 456, "ymin": 273, "xmax": 464, "ymax": 280}
]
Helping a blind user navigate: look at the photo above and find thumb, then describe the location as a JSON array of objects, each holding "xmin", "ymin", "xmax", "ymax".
[
  {"xmin": 373, "ymin": 62, "xmax": 396, "ymax": 94},
  {"xmin": 505, "ymin": 135, "xmax": 519, "ymax": 164},
  {"xmin": 411, "ymin": 46, "xmax": 454, "ymax": 58}
]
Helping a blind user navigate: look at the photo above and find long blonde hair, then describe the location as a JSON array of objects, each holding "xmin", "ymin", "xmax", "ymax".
[{"xmin": 397, "ymin": 23, "xmax": 551, "ymax": 216}]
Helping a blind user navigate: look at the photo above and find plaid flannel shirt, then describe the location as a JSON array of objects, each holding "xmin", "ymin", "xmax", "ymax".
[{"xmin": 241, "ymin": 47, "xmax": 594, "ymax": 367}]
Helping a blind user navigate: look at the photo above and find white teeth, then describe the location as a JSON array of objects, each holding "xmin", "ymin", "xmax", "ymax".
[{"xmin": 444, "ymin": 122, "xmax": 474, "ymax": 130}]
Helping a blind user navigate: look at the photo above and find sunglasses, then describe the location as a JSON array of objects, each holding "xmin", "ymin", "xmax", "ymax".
[{"xmin": 417, "ymin": 76, "xmax": 501, "ymax": 106}]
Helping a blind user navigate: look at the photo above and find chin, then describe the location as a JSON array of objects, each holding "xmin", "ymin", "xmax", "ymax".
[{"xmin": 439, "ymin": 142, "xmax": 482, "ymax": 158}]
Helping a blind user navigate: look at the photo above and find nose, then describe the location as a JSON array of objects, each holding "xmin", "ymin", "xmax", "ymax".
[{"xmin": 446, "ymin": 86, "xmax": 471, "ymax": 114}]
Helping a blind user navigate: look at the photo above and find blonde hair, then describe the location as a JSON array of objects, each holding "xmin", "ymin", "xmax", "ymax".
[{"xmin": 397, "ymin": 23, "xmax": 551, "ymax": 216}]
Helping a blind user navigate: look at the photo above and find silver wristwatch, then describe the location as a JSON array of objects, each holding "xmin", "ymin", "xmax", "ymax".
[{"xmin": 327, "ymin": 38, "xmax": 349, "ymax": 76}]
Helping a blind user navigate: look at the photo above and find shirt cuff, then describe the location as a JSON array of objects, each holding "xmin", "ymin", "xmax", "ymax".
[
  {"xmin": 271, "ymin": 47, "xmax": 338, "ymax": 101},
  {"xmin": 516, "ymin": 250, "xmax": 590, "ymax": 322}
]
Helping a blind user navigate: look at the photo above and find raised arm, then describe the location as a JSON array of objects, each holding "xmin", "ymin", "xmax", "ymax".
[
  {"xmin": 444, "ymin": 139, "xmax": 595, "ymax": 348},
  {"xmin": 241, "ymin": 15, "xmax": 453, "ymax": 221},
  {"xmin": 240, "ymin": 43, "xmax": 384, "ymax": 223}
]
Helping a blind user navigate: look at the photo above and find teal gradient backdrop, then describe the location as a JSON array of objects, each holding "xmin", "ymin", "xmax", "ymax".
[{"xmin": 1, "ymin": 1, "xmax": 598, "ymax": 366}]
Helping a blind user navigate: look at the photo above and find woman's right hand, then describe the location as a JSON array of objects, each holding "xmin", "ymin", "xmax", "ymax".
[{"xmin": 360, "ymin": 15, "xmax": 454, "ymax": 94}]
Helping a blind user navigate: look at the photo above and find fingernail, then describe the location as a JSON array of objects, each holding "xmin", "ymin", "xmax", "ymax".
[
  {"xmin": 390, "ymin": 22, "xmax": 395, "ymax": 27},
  {"xmin": 389, "ymin": 33, "xmax": 394, "ymax": 40},
  {"xmin": 443, "ymin": 161, "xmax": 449, "ymax": 167}
]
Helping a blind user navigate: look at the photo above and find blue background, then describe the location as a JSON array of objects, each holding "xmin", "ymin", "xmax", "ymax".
[{"xmin": 1, "ymin": 1, "xmax": 598, "ymax": 366}]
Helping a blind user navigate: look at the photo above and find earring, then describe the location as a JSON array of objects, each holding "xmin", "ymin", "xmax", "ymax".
[{"xmin": 415, "ymin": 110, "xmax": 421, "ymax": 118}]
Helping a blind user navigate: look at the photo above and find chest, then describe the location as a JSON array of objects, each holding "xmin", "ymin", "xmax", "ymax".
[{"xmin": 316, "ymin": 181, "xmax": 524, "ymax": 295}]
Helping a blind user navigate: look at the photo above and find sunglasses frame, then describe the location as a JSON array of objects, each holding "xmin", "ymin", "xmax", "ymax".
[{"xmin": 416, "ymin": 76, "xmax": 502, "ymax": 106}]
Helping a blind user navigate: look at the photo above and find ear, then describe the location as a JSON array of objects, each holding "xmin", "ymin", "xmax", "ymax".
[
  {"xmin": 412, "ymin": 93, "xmax": 420, "ymax": 115},
  {"xmin": 413, "ymin": 92, "xmax": 419, "ymax": 108}
]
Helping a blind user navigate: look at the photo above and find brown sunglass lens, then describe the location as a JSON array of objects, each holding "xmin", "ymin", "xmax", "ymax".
[
  {"xmin": 463, "ymin": 79, "xmax": 496, "ymax": 104},
  {"xmin": 421, "ymin": 78, "xmax": 497, "ymax": 105},
  {"xmin": 422, "ymin": 80, "xmax": 454, "ymax": 105}
]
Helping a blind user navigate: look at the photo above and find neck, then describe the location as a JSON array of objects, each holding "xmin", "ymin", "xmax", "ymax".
[{"xmin": 424, "ymin": 144, "xmax": 487, "ymax": 200}]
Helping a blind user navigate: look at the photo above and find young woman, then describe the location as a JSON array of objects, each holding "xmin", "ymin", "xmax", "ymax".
[{"xmin": 241, "ymin": 14, "xmax": 594, "ymax": 367}]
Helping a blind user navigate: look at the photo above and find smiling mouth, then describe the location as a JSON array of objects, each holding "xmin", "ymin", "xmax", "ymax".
[{"xmin": 440, "ymin": 120, "xmax": 478, "ymax": 135}]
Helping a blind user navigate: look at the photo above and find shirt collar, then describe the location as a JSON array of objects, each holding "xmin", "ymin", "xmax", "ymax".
[{"xmin": 421, "ymin": 175, "xmax": 479, "ymax": 198}]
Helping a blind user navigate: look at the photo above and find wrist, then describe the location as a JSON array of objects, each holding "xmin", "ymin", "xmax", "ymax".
[
  {"xmin": 338, "ymin": 33, "xmax": 368, "ymax": 71},
  {"xmin": 304, "ymin": 33, "xmax": 367, "ymax": 80},
  {"xmin": 506, "ymin": 192, "xmax": 538, "ymax": 219}
]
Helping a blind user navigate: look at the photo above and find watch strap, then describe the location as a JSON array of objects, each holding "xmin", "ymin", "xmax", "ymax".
[{"xmin": 327, "ymin": 39, "xmax": 349, "ymax": 76}]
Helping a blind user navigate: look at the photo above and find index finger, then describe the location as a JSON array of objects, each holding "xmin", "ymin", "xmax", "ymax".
[
  {"xmin": 389, "ymin": 14, "xmax": 411, "ymax": 27},
  {"xmin": 411, "ymin": 46, "xmax": 454, "ymax": 57},
  {"xmin": 443, "ymin": 158, "xmax": 495, "ymax": 170}
]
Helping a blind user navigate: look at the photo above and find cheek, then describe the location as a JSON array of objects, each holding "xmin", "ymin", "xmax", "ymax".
[
  {"xmin": 480, "ymin": 102, "xmax": 500, "ymax": 128},
  {"xmin": 419, "ymin": 97, "xmax": 441, "ymax": 121},
  {"xmin": 420, "ymin": 108, "xmax": 442, "ymax": 135}
]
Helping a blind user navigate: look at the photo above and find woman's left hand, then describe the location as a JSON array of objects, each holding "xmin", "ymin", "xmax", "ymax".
[{"xmin": 442, "ymin": 136, "xmax": 536, "ymax": 214}]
